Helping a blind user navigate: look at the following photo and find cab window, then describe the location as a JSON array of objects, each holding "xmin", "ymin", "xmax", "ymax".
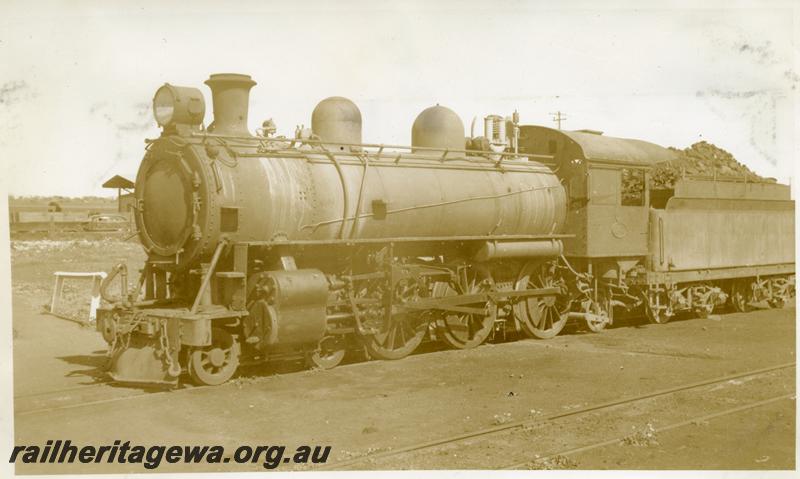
[
  {"xmin": 589, "ymin": 168, "xmax": 619, "ymax": 205},
  {"xmin": 621, "ymin": 168, "xmax": 645, "ymax": 206}
]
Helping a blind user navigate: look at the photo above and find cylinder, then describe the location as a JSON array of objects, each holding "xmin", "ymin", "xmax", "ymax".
[
  {"xmin": 311, "ymin": 96, "xmax": 362, "ymax": 148},
  {"xmin": 264, "ymin": 269, "xmax": 328, "ymax": 346},
  {"xmin": 204, "ymin": 73, "xmax": 256, "ymax": 136}
]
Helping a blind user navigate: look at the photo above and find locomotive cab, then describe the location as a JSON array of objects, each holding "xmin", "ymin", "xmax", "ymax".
[
  {"xmin": 518, "ymin": 126, "xmax": 675, "ymax": 262},
  {"xmin": 517, "ymin": 126, "xmax": 678, "ymax": 328}
]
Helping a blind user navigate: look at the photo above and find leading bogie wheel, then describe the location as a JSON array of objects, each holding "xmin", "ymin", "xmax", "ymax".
[
  {"xmin": 188, "ymin": 328, "xmax": 240, "ymax": 386},
  {"xmin": 514, "ymin": 261, "xmax": 570, "ymax": 339},
  {"xmin": 308, "ymin": 335, "xmax": 347, "ymax": 370}
]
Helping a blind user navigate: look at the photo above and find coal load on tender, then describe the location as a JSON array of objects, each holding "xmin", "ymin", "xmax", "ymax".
[{"xmin": 649, "ymin": 141, "xmax": 774, "ymax": 190}]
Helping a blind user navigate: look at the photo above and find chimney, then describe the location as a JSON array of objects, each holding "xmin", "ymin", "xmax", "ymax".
[{"xmin": 204, "ymin": 73, "xmax": 256, "ymax": 136}]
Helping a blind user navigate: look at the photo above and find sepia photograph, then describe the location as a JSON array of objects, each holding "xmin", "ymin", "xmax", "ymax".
[{"xmin": 0, "ymin": 1, "xmax": 797, "ymax": 477}]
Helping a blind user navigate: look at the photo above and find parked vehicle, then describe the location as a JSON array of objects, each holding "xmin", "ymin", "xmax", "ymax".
[{"xmin": 83, "ymin": 213, "xmax": 129, "ymax": 232}]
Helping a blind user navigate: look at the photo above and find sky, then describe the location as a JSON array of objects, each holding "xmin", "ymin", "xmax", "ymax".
[{"xmin": 0, "ymin": 0, "xmax": 797, "ymax": 197}]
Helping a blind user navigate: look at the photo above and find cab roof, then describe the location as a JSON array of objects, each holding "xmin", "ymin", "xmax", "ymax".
[{"xmin": 520, "ymin": 125, "xmax": 677, "ymax": 166}]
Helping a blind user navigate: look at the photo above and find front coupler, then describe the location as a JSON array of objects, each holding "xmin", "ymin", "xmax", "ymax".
[{"xmin": 96, "ymin": 306, "xmax": 212, "ymax": 385}]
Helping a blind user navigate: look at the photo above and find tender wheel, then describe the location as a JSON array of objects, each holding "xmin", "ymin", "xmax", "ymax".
[
  {"xmin": 768, "ymin": 277, "xmax": 794, "ymax": 309},
  {"xmin": 433, "ymin": 265, "xmax": 495, "ymax": 349},
  {"xmin": 188, "ymin": 328, "xmax": 240, "ymax": 386},
  {"xmin": 361, "ymin": 278, "xmax": 427, "ymax": 360},
  {"xmin": 768, "ymin": 298, "xmax": 785, "ymax": 309},
  {"xmin": 308, "ymin": 335, "xmax": 347, "ymax": 370},
  {"xmin": 730, "ymin": 280, "xmax": 753, "ymax": 313},
  {"xmin": 514, "ymin": 261, "xmax": 570, "ymax": 339},
  {"xmin": 644, "ymin": 288, "xmax": 673, "ymax": 324},
  {"xmin": 694, "ymin": 302, "xmax": 714, "ymax": 318},
  {"xmin": 584, "ymin": 287, "xmax": 613, "ymax": 333}
]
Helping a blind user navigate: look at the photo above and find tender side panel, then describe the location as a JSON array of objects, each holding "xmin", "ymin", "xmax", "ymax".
[
  {"xmin": 649, "ymin": 198, "xmax": 795, "ymax": 272},
  {"xmin": 674, "ymin": 178, "xmax": 791, "ymax": 201}
]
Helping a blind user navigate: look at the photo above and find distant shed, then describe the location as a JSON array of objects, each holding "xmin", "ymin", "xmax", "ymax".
[{"xmin": 102, "ymin": 175, "xmax": 135, "ymax": 213}]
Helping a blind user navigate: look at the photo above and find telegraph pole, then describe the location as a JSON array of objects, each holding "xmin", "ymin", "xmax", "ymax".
[{"xmin": 550, "ymin": 111, "xmax": 567, "ymax": 130}]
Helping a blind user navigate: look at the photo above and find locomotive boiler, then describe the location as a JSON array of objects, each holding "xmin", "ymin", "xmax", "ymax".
[{"xmin": 97, "ymin": 73, "xmax": 571, "ymax": 385}]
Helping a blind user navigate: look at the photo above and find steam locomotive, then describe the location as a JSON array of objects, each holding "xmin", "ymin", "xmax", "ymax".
[{"xmin": 96, "ymin": 73, "xmax": 795, "ymax": 386}]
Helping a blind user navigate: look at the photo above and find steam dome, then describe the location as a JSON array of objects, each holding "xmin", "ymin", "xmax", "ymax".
[
  {"xmin": 311, "ymin": 97, "xmax": 362, "ymax": 148},
  {"xmin": 411, "ymin": 105, "xmax": 464, "ymax": 153}
]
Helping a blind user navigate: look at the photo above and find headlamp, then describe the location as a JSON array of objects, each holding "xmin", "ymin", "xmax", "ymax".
[{"xmin": 152, "ymin": 83, "xmax": 205, "ymax": 129}]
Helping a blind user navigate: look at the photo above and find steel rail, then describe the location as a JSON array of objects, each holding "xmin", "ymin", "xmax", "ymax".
[
  {"xmin": 14, "ymin": 382, "xmax": 216, "ymax": 417},
  {"xmin": 15, "ymin": 350, "xmax": 428, "ymax": 417},
  {"xmin": 17, "ymin": 361, "xmax": 793, "ymax": 421},
  {"xmin": 503, "ymin": 393, "xmax": 795, "ymax": 469},
  {"xmin": 14, "ymin": 380, "xmax": 117, "ymax": 400},
  {"xmin": 318, "ymin": 361, "xmax": 795, "ymax": 470}
]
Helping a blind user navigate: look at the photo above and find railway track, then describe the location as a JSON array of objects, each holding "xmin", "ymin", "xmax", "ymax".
[
  {"xmin": 14, "ymin": 303, "xmax": 788, "ymax": 415},
  {"xmin": 319, "ymin": 362, "xmax": 795, "ymax": 470},
  {"xmin": 14, "ymin": 380, "xmax": 116, "ymax": 400},
  {"xmin": 502, "ymin": 393, "xmax": 795, "ymax": 469},
  {"xmin": 5, "ymin": 312, "xmax": 724, "ymax": 409},
  {"xmin": 14, "ymin": 341, "xmax": 795, "ymax": 419},
  {"xmin": 13, "ymin": 380, "xmax": 216, "ymax": 417},
  {"xmin": 13, "ymin": 347, "xmax": 418, "ymax": 417}
]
